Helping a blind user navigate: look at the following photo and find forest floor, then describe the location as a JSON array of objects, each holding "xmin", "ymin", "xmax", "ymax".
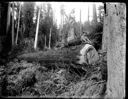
[{"xmin": 0, "ymin": 45, "xmax": 107, "ymax": 98}]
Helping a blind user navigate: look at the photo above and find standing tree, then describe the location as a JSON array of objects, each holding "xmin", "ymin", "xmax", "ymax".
[
  {"xmin": 98, "ymin": 5, "xmax": 104, "ymax": 24},
  {"xmin": 102, "ymin": 3, "xmax": 126, "ymax": 98},
  {"xmin": 92, "ymin": 3, "xmax": 97, "ymax": 23},
  {"xmin": 49, "ymin": 27, "xmax": 52, "ymax": 49},
  {"xmin": 22, "ymin": 2, "xmax": 35, "ymax": 38},
  {"xmin": 80, "ymin": 9, "xmax": 82, "ymax": 36},
  {"xmin": 0, "ymin": 2, "xmax": 12, "ymax": 57},
  {"xmin": 88, "ymin": 5, "xmax": 90, "ymax": 23},
  {"xmin": 62, "ymin": 9, "xmax": 75, "ymax": 44},
  {"xmin": 34, "ymin": 5, "xmax": 41, "ymax": 50},
  {"xmin": 15, "ymin": 2, "xmax": 21, "ymax": 45},
  {"xmin": 47, "ymin": 3, "xmax": 53, "ymax": 49},
  {"xmin": 6, "ymin": 3, "xmax": 11, "ymax": 35},
  {"xmin": 11, "ymin": 2, "xmax": 15, "ymax": 46},
  {"xmin": 60, "ymin": 5, "xmax": 65, "ymax": 43},
  {"xmin": 38, "ymin": 3, "xmax": 57, "ymax": 50},
  {"xmin": 44, "ymin": 35, "xmax": 47, "ymax": 48}
]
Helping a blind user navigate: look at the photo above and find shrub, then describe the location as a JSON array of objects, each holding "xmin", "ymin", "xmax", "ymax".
[{"xmin": 12, "ymin": 38, "xmax": 39, "ymax": 56}]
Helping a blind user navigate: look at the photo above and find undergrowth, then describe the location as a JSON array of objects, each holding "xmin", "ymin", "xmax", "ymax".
[{"xmin": 0, "ymin": 51, "xmax": 107, "ymax": 98}]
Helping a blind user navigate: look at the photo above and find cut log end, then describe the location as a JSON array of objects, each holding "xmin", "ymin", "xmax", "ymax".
[{"xmin": 77, "ymin": 44, "xmax": 99, "ymax": 65}]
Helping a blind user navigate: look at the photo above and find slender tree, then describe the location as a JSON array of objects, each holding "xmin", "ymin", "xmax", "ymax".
[
  {"xmin": 34, "ymin": 6, "xmax": 40, "ymax": 50},
  {"xmin": 15, "ymin": 3, "xmax": 21, "ymax": 45},
  {"xmin": 92, "ymin": 3, "xmax": 97, "ymax": 23},
  {"xmin": 44, "ymin": 35, "xmax": 47, "ymax": 48},
  {"xmin": 80, "ymin": 9, "xmax": 82, "ymax": 36},
  {"xmin": 22, "ymin": 2, "xmax": 35, "ymax": 38},
  {"xmin": 6, "ymin": 3, "xmax": 11, "ymax": 34},
  {"xmin": 98, "ymin": 5, "xmax": 104, "ymax": 24},
  {"xmin": 60, "ymin": 5, "xmax": 65, "ymax": 43},
  {"xmin": 49, "ymin": 27, "xmax": 52, "ymax": 49},
  {"xmin": 88, "ymin": 5, "xmax": 90, "ymax": 24},
  {"xmin": 11, "ymin": 2, "xmax": 15, "ymax": 46}
]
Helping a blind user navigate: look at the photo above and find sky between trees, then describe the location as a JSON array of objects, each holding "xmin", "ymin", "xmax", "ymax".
[{"xmin": 35, "ymin": 2, "xmax": 103, "ymax": 28}]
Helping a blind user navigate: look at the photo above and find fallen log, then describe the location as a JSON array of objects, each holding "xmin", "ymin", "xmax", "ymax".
[{"xmin": 17, "ymin": 43, "xmax": 99, "ymax": 68}]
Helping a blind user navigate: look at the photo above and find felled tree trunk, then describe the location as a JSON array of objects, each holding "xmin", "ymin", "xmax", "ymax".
[{"xmin": 18, "ymin": 43, "xmax": 99, "ymax": 67}]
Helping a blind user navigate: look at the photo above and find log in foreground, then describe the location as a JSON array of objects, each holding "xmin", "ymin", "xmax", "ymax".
[{"xmin": 17, "ymin": 44, "xmax": 99, "ymax": 67}]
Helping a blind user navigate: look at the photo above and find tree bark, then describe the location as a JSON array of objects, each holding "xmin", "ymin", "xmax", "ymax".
[
  {"xmin": 34, "ymin": 7, "xmax": 40, "ymax": 50},
  {"xmin": 105, "ymin": 3, "xmax": 126, "ymax": 98},
  {"xmin": 44, "ymin": 35, "xmax": 47, "ymax": 48},
  {"xmin": 80, "ymin": 9, "xmax": 82, "ymax": 36},
  {"xmin": 92, "ymin": 3, "xmax": 97, "ymax": 23},
  {"xmin": 11, "ymin": 2, "xmax": 15, "ymax": 46},
  {"xmin": 6, "ymin": 3, "xmax": 11, "ymax": 35},
  {"xmin": 102, "ymin": 15, "xmax": 109, "ymax": 52},
  {"xmin": 88, "ymin": 5, "xmax": 90, "ymax": 23},
  {"xmin": 67, "ymin": 27, "xmax": 74, "ymax": 42},
  {"xmin": 49, "ymin": 28, "xmax": 52, "ymax": 49},
  {"xmin": 15, "ymin": 3, "xmax": 21, "ymax": 45},
  {"xmin": 102, "ymin": 3, "xmax": 109, "ymax": 52}
]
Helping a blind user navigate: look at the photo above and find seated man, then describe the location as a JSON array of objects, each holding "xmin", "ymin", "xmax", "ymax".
[{"xmin": 81, "ymin": 32, "xmax": 92, "ymax": 44}]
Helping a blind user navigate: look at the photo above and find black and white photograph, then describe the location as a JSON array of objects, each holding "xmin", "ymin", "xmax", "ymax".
[{"xmin": 0, "ymin": 2, "xmax": 126, "ymax": 98}]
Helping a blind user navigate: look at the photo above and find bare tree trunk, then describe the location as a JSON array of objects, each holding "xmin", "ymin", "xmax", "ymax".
[
  {"xmin": 49, "ymin": 28, "xmax": 52, "ymax": 49},
  {"xmin": 44, "ymin": 35, "xmax": 47, "ymax": 48},
  {"xmin": 11, "ymin": 2, "xmax": 14, "ymax": 46},
  {"xmin": 15, "ymin": 4, "xmax": 21, "ymax": 45},
  {"xmin": 88, "ymin": 5, "xmax": 89, "ymax": 22},
  {"xmin": 92, "ymin": 3, "xmax": 97, "ymax": 23},
  {"xmin": 105, "ymin": 3, "xmax": 126, "ymax": 98},
  {"xmin": 34, "ymin": 7, "xmax": 40, "ymax": 50},
  {"xmin": 80, "ymin": 9, "xmax": 82, "ymax": 36},
  {"xmin": 6, "ymin": 3, "xmax": 11, "ymax": 34}
]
